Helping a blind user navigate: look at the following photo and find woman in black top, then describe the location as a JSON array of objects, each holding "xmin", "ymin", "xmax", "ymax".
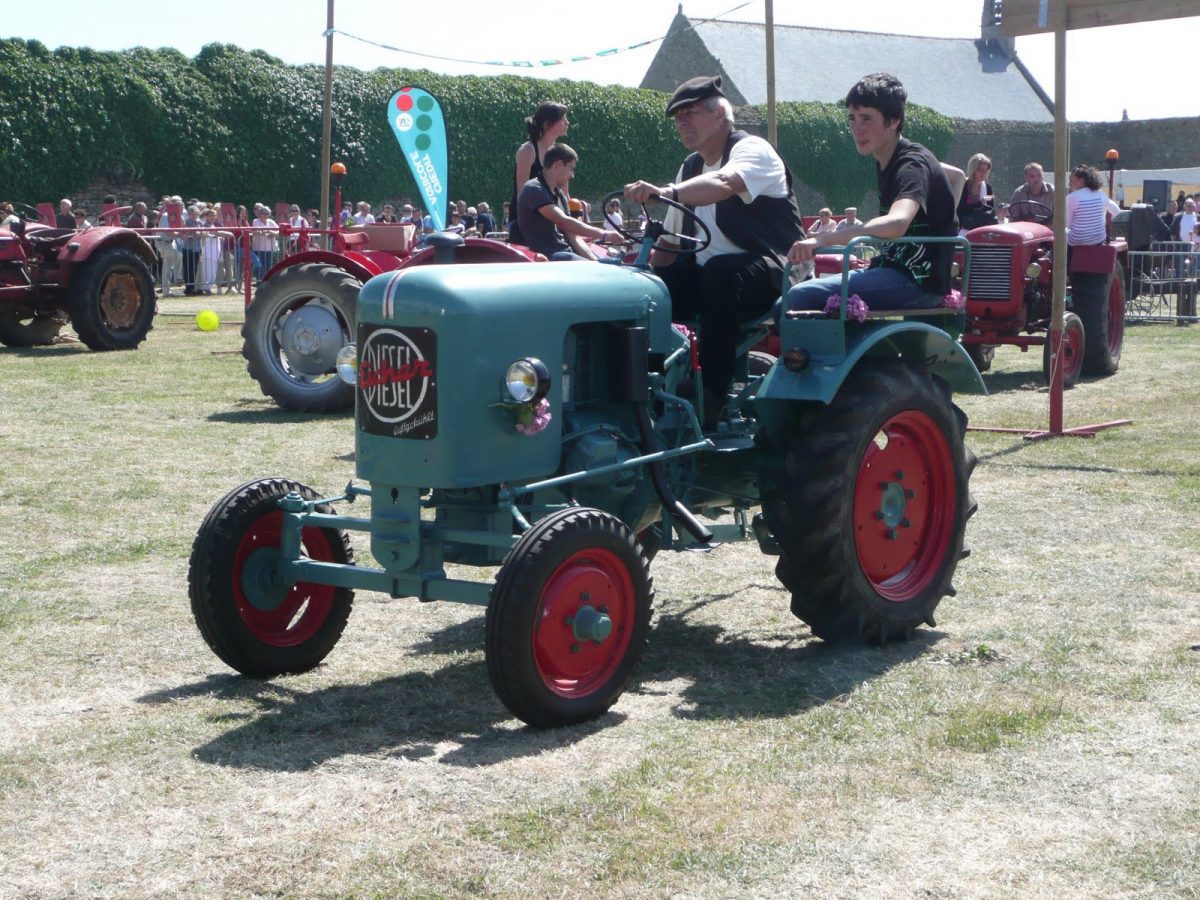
[
  {"xmin": 507, "ymin": 101, "xmax": 569, "ymax": 243},
  {"xmin": 957, "ymin": 152, "xmax": 996, "ymax": 231}
]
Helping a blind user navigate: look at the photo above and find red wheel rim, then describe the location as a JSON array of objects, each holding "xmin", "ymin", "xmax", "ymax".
[
  {"xmin": 231, "ymin": 510, "xmax": 338, "ymax": 646},
  {"xmin": 852, "ymin": 410, "xmax": 957, "ymax": 601},
  {"xmin": 532, "ymin": 548, "xmax": 635, "ymax": 699},
  {"xmin": 1063, "ymin": 319, "xmax": 1084, "ymax": 381}
]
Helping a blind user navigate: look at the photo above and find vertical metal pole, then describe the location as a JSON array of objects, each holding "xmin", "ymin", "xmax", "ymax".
[
  {"xmin": 765, "ymin": 0, "xmax": 777, "ymax": 147},
  {"xmin": 319, "ymin": 0, "xmax": 335, "ymax": 237},
  {"xmin": 1049, "ymin": 9, "xmax": 1068, "ymax": 434}
]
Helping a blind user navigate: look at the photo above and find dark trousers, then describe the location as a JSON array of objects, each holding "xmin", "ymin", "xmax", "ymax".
[
  {"xmin": 182, "ymin": 249, "xmax": 199, "ymax": 293},
  {"xmin": 654, "ymin": 252, "xmax": 782, "ymax": 396}
]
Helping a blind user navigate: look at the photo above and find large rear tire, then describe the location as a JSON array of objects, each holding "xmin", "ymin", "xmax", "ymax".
[
  {"xmin": 486, "ymin": 508, "xmax": 653, "ymax": 727},
  {"xmin": 1073, "ymin": 264, "xmax": 1123, "ymax": 376},
  {"xmin": 189, "ymin": 477, "xmax": 354, "ymax": 677},
  {"xmin": 762, "ymin": 363, "xmax": 976, "ymax": 644},
  {"xmin": 68, "ymin": 247, "xmax": 156, "ymax": 350},
  {"xmin": 242, "ymin": 263, "xmax": 358, "ymax": 412}
]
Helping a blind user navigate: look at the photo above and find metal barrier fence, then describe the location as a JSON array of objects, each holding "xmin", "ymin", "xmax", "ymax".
[
  {"xmin": 125, "ymin": 224, "xmax": 336, "ymax": 305},
  {"xmin": 1126, "ymin": 242, "xmax": 1199, "ymax": 324}
]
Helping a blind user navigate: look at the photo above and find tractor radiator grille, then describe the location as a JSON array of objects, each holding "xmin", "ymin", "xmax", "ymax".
[{"xmin": 967, "ymin": 245, "xmax": 1014, "ymax": 301}]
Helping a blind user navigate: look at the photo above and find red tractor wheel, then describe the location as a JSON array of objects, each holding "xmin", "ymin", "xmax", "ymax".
[
  {"xmin": 189, "ymin": 477, "xmax": 354, "ymax": 677},
  {"xmin": 763, "ymin": 363, "xmax": 976, "ymax": 644},
  {"xmin": 0, "ymin": 306, "xmax": 63, "ymax": 347},
  {"xmin": 486, "ymin": 508, "xmax": 653, "ymax": 727},
  {"xmin": 1042, "ymin": 311, "xmax": 1085, "ymax": 389},
  {"xmin": 68, "ymin": 247, "xmax": 156, "ymax": 350}
]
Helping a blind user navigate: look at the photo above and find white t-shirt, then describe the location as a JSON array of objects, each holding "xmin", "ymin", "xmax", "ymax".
[
  {"xmin": 662, "ymin": 134, "xmax": 789, "ymax": 265},
  {"xmin": 251, "ymin": 217, "xmax": 277, "ymax": 252},
  {"xmin": 1178, "ymin": 211, "xmax": 1198, "ymax": 247},
  {"xmin": 1065, "ymin": 187, "xmax": 1119, "ymax": 247},
  {"xmin": 353, "ymin": 213, "xmax": 375, "ymax": 225}
]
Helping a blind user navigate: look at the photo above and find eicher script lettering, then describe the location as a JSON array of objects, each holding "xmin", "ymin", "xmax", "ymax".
[{"xmin": 357, "ymin": 325, "xmax": 438, "ymax": 440}]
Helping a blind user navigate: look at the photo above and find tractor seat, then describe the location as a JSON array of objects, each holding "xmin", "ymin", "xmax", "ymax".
[{"xmin": 26, "ymin": 229, "xmax": 76, "ymax": 248}]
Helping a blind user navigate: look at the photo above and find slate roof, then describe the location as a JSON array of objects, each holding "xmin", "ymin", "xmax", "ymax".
[{"xmin": 641, "ymin": 14, "xmax": 1054, "ymax": 123}]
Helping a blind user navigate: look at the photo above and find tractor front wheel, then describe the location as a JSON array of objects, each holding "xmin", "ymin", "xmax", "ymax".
[
  {"xmin": 0, "ymin": 307, "xmax": 63, "ymax": 347},
  {"xmin": 763, "ymin": 363, "xmax": 976, "ymax": 644},
  {"xmin": 965, "ymin": 342, "xmax": 994, "ymax": 373},
  {"xmin": 189, "ymin": 477, "xmax": 354, "ymax": 677},
  {"xmin": 486, "ymin": 508, "xmax": 653, "ymax": 727},
  {"xmin": 68, "ymin": 247, "xmax": 156, "ymax": 350},
  {"xmin": 242, "ymin": 264, "xmax": 358, "ymax": 412},
  {"xmin": 1042, "ymin": 311, "xmax": 1085, "ymax": 389}
]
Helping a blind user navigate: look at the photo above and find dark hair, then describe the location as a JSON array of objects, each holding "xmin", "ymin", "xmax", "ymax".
[
  {"xmin": 1071, "ymin": 165, "xmax": 1102, "ymax": 191},
  {"xmin": 542, "ymin": 143, "xmax": 579, "ymax": 169},
  {"xmin": 845, "ymin": 72, "xmax": 907, "ymax": 133},
  {"xmin": 525, "ymin": 101, "xmax": 568, "ymax": 142}
]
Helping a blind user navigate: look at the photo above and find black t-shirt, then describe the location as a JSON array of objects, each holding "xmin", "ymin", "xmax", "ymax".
[
  {"xmin": 516, "ymin": 176, "xmax": 570, "ymax": 257},
  {"xmin": 872, "ymin": 138, "xmax": 958, "ymax": 296}
]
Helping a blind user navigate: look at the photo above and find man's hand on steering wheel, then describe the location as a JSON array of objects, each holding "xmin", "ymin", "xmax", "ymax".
[
  {"xmin": 623, "ymin": 180, "xmax": 667, "ymax": 205},
  {"xmin": 606, "ymin": 188, "xmax": 710, "ymax": 258}
]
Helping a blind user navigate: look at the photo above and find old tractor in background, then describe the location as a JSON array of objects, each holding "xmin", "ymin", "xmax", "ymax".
[
  {"xmin": 0, "ymin": 203, "xmax": 157, "ymax": 351},
  {"xmin": 959, "ymin": 202, "xmax": 1127, "ymax": 387},
  {"xmin": 191, "ymin": 198, "xmax": 984, "ymax": 728},
  {"xmin": 243, "ymin": 181, "xmax": 538, "ymax": 413}
]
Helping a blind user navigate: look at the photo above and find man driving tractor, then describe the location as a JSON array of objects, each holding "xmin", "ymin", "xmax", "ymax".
[{"xmin": 624, "ymin": 75, "xmax": 805, "ymax": 427}]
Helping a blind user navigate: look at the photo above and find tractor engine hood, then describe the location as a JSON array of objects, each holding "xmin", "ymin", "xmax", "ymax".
[{"xmin": 354, "ymin": 262, "xmax": 672, "ymax": 489}]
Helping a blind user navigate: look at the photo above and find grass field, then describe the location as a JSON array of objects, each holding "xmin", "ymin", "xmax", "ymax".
[{"xmin": 1, "ymin": 301, "xmax": 1198, "ymax": 898}]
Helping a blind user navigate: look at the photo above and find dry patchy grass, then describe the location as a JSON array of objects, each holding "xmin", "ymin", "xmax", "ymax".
[{"xmin": 0, "ymin": 309, "xmax": 1198, "ymax": 898}]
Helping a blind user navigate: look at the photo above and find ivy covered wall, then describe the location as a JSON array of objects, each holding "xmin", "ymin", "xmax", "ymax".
[{"xmin": 0, "ymin": 39, "xmax": 952, "ymax": 215}]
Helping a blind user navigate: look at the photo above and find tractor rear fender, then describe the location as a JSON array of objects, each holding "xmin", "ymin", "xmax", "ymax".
[
  {"xmin": 262, "ymin": 250, "xmax": 378, "ymax": 285},
  {"xmin": 754, "ymin": 319, "xmax": 986, "ymax": 431},
  {"xmin": 56, "ymin": 227, "xmax": 156, "ymax": 276}
]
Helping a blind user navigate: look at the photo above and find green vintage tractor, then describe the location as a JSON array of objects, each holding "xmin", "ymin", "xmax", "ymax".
[{"xmin": 189, "ymin": 199, "xmax": 984, "ymax": 727}]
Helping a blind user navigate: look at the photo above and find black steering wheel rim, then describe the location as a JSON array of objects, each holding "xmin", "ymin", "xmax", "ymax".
[
  {"xmin": 602, "ymin": 190, "xmax": 712, "ymax": 256},
  {"xmin": 10, "ymin": 202, "xmax": 42, "ymax": 223},
  {"xmin": 1009, "ymin": 198, "xmax": 1053, "ymax": 224}
]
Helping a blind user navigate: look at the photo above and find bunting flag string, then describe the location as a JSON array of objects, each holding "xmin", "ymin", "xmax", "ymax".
[{"xmin": 325, "ymin": 2, "xmax": 750, "ymax": 70}]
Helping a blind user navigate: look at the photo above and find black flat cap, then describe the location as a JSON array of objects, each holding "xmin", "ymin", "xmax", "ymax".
[{"xmin": 666, "ymin": 75, "xmax": 724, "ymax": 117}]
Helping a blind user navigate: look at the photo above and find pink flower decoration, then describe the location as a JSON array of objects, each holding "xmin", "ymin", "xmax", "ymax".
[
  {"xmin": 515, "ymin": 397, "xmax": 553, "ymax": 436},
  {"xmin": 823, "ymin": 292, "xmax": 869, "ymax": 322},
  {"xmin": 943, "ymin": 288, "xmax": 965, "ymax": 309}
]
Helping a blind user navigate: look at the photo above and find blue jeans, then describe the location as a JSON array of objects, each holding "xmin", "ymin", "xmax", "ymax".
[{"xmin": 784, "ymin": 265, "xmax": 943, "ymax": 316}]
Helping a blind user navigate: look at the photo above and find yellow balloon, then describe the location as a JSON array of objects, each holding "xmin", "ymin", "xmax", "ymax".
[{"xmin": 196, "ymin": 310, "xmax": 220, "ymax": 332}]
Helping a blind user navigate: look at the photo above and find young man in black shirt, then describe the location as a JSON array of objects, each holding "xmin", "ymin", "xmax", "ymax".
[{"xmin": 784, "ymin": 72, "xmax": 959, "ymax": 314}]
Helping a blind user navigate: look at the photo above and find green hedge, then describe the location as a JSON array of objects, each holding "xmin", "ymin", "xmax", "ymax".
[{"xmin": 0, "ymin": 39, "xmax": 952, "ymax": 215}]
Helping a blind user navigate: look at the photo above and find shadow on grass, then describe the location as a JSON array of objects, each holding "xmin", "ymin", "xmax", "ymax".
[
  {"xmin": 639, "ymin": 610, "xmax": 941, "ymax": 721},
  {"xmin": 207, "ymin": 400, "xmax": 349, "ymax": 425},
  {"xmin": 152, "ymin": 599, "xmax": 941, "ymax": 770},
  {"xmin": 979, "ymin": 367, "xmax": 1047, "ymax": 394}
]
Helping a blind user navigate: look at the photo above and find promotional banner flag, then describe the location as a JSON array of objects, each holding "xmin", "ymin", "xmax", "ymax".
[{"xmin": 388, "ymin": 87, "xmax": 448, "ymax": 231}]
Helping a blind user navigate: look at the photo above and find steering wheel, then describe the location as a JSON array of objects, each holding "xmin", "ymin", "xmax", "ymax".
[
  {"xmin": 1009, "ymin": 199, "xmax": 1053, "ymax": 225},
  {"xmin": 10, "ymin": 202, "xmax": 42, "ymax": 223},
  {"xmin": 602, "ymin": 190, "xmax": 711, "ymax": 256}
]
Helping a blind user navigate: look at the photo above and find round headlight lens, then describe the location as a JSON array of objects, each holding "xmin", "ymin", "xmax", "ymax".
[
  {"xmin": 335, "ymin": 343, "xmax": 358, "ymax": 385},
  {"xmin": 505, "ymin": 357, "xmax": 550, "ymax": 402}
]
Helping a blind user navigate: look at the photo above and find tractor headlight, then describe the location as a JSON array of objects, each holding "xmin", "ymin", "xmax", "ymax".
[
  {"xmin": 505, "ymin": 357, "xmax": 550, "ymax": 402},
  {"xmin": 335, "ymin": 343, "xmax": 357, "ymax": 384},
  {"xmin": 1026, "ymin": 262, "xmax": 1043, "ymax": 280}
]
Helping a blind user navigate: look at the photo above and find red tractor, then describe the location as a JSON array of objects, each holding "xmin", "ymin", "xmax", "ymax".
[
  {"xmin": 243, "ymin": 221, "xmax": 540, "ymax": 412},
  {"xmin": 0, "ymin": 204, "xmax": 157, "ymax": 350},
  {"xmin": 959, "ymin": 206, "xmax": 1126, "ymax": 387}
]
